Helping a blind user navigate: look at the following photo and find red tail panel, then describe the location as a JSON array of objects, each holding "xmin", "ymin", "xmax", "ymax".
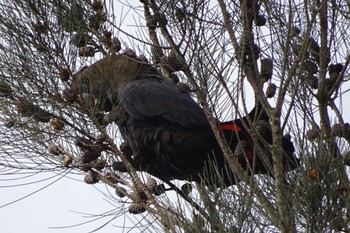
[{"xmin": 220, "ymin": 123, "xmax": 241, "ymax": 132}]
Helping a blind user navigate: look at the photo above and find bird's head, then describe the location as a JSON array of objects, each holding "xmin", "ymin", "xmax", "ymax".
[{"xmin": 71, "ymin": 54, "xmax": 159, "ymax": 111}]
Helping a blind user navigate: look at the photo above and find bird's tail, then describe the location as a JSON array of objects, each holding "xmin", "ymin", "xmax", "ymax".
[
  {"xmin": 218, "ymin": 99, "xmax": 299, "ymax": 179},
  {"xmin": 219, "ymin": 98, "xmax": 268, "ymax": 134}
]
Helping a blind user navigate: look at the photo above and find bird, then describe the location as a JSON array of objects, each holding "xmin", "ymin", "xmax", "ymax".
[
  {"xmin": 218, "ymin": 105, "xmax": 297, "ymax": 186},
  {"xmin": 72, "ymin": 54, "xmax": 298, "ymax": 188}
]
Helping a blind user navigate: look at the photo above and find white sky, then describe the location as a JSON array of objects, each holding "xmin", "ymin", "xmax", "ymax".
[{"xmin": 1, "ymin": 173, "xmax": 140, "ymax": 233}]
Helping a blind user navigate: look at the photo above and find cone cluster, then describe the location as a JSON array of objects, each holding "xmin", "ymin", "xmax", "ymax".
[{"xmin": 84, "ymin": 172, "xmax": 99, "ymax": 184}]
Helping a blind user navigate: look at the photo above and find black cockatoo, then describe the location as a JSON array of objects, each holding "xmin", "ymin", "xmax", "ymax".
[{"xmin": 72, "ymin": 54, "xmax": 298, "ymax": 187}]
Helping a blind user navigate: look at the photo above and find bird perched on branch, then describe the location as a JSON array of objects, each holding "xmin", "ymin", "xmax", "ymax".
[{"xmin": 72, "ymin": 54, "xmax": 298, "ymax": 188}]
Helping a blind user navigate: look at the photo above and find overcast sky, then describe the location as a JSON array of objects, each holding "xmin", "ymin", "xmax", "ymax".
[{"xmin": 1, "ymin": 172, "xmax": 143, "ymax": 233}]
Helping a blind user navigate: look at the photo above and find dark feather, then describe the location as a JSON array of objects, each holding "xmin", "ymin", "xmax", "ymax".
[{"xmin": 118, "ymin": 76, "xmax": 208, "ymax": 127}]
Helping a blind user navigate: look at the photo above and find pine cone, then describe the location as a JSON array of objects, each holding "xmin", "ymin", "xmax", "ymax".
[
  {"xmin": 146, "ymin": 178, "xmax": 157, "ymax": 193},
  {"xmin": 151, "ymin": 45, "xmax": 163, "ymax": 64},
  {"xmin": 129, "ymin": 203, "xmax": 146, "ymax": 214},
  {"xmin": 333, "ymin": 123, "xmax": 350, "ymax": 140},
  {"xmin": 154, "ymin": 184, "xmax": 166, "ymax": 196},
  {"xmin": 255, "ymin": 14, "xmax": 266, "ymax": 26},
  {"xmin": 59, "ymin": 67, "xmax": 71, "ymax": 82},
  {"xmin": 303, "ymin": 60, "xmax": 318, "ymax": 74},
  {"xmin": 80, "ymin": 149, "xmax": 101, "ymax": 163},
  {"xmin": 329, "ymin": 63, "xmax": 343, "ymax": 75},
  {"xmin": 181, "ymin": 183, "xmax": 193, "ymax": 195},
  {"xmin": 161, "ymin": 52, "xmax": 184, "ymax": 71},
  {"xmin": 115, "ymin": 186, "xmax": 127, "ymax": 198},
  {"xmin": 84, "ymin": 173, "xmax": 99, "ymax": 184},
  {"xmin": 266, "ymin": 83, "xmax": 277, "ymax": 98},
  {"xmin": 260, "ymin": 58, "xmax": 273, "ymax": 82}
]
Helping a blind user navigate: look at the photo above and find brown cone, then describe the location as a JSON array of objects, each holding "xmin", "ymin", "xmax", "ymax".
[
  {"xmin": 266, "ymin": 83, "xmax": 277, "ymax": 98},
  {"xmin": 260, "ymin": 58, "xmax": 273, "ymax": 82},
  {"xmin": 84, "ymin": 173, "xmax": 99, "ymax": 184},
  {"xmin": 129, "ymin": 203, "xmax": 146, "ymax": 214}
]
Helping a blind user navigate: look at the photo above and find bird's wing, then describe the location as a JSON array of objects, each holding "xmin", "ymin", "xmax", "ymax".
[{"xmin": 118, "ymin": 76, "xmax": 209, "ymax": 127}]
